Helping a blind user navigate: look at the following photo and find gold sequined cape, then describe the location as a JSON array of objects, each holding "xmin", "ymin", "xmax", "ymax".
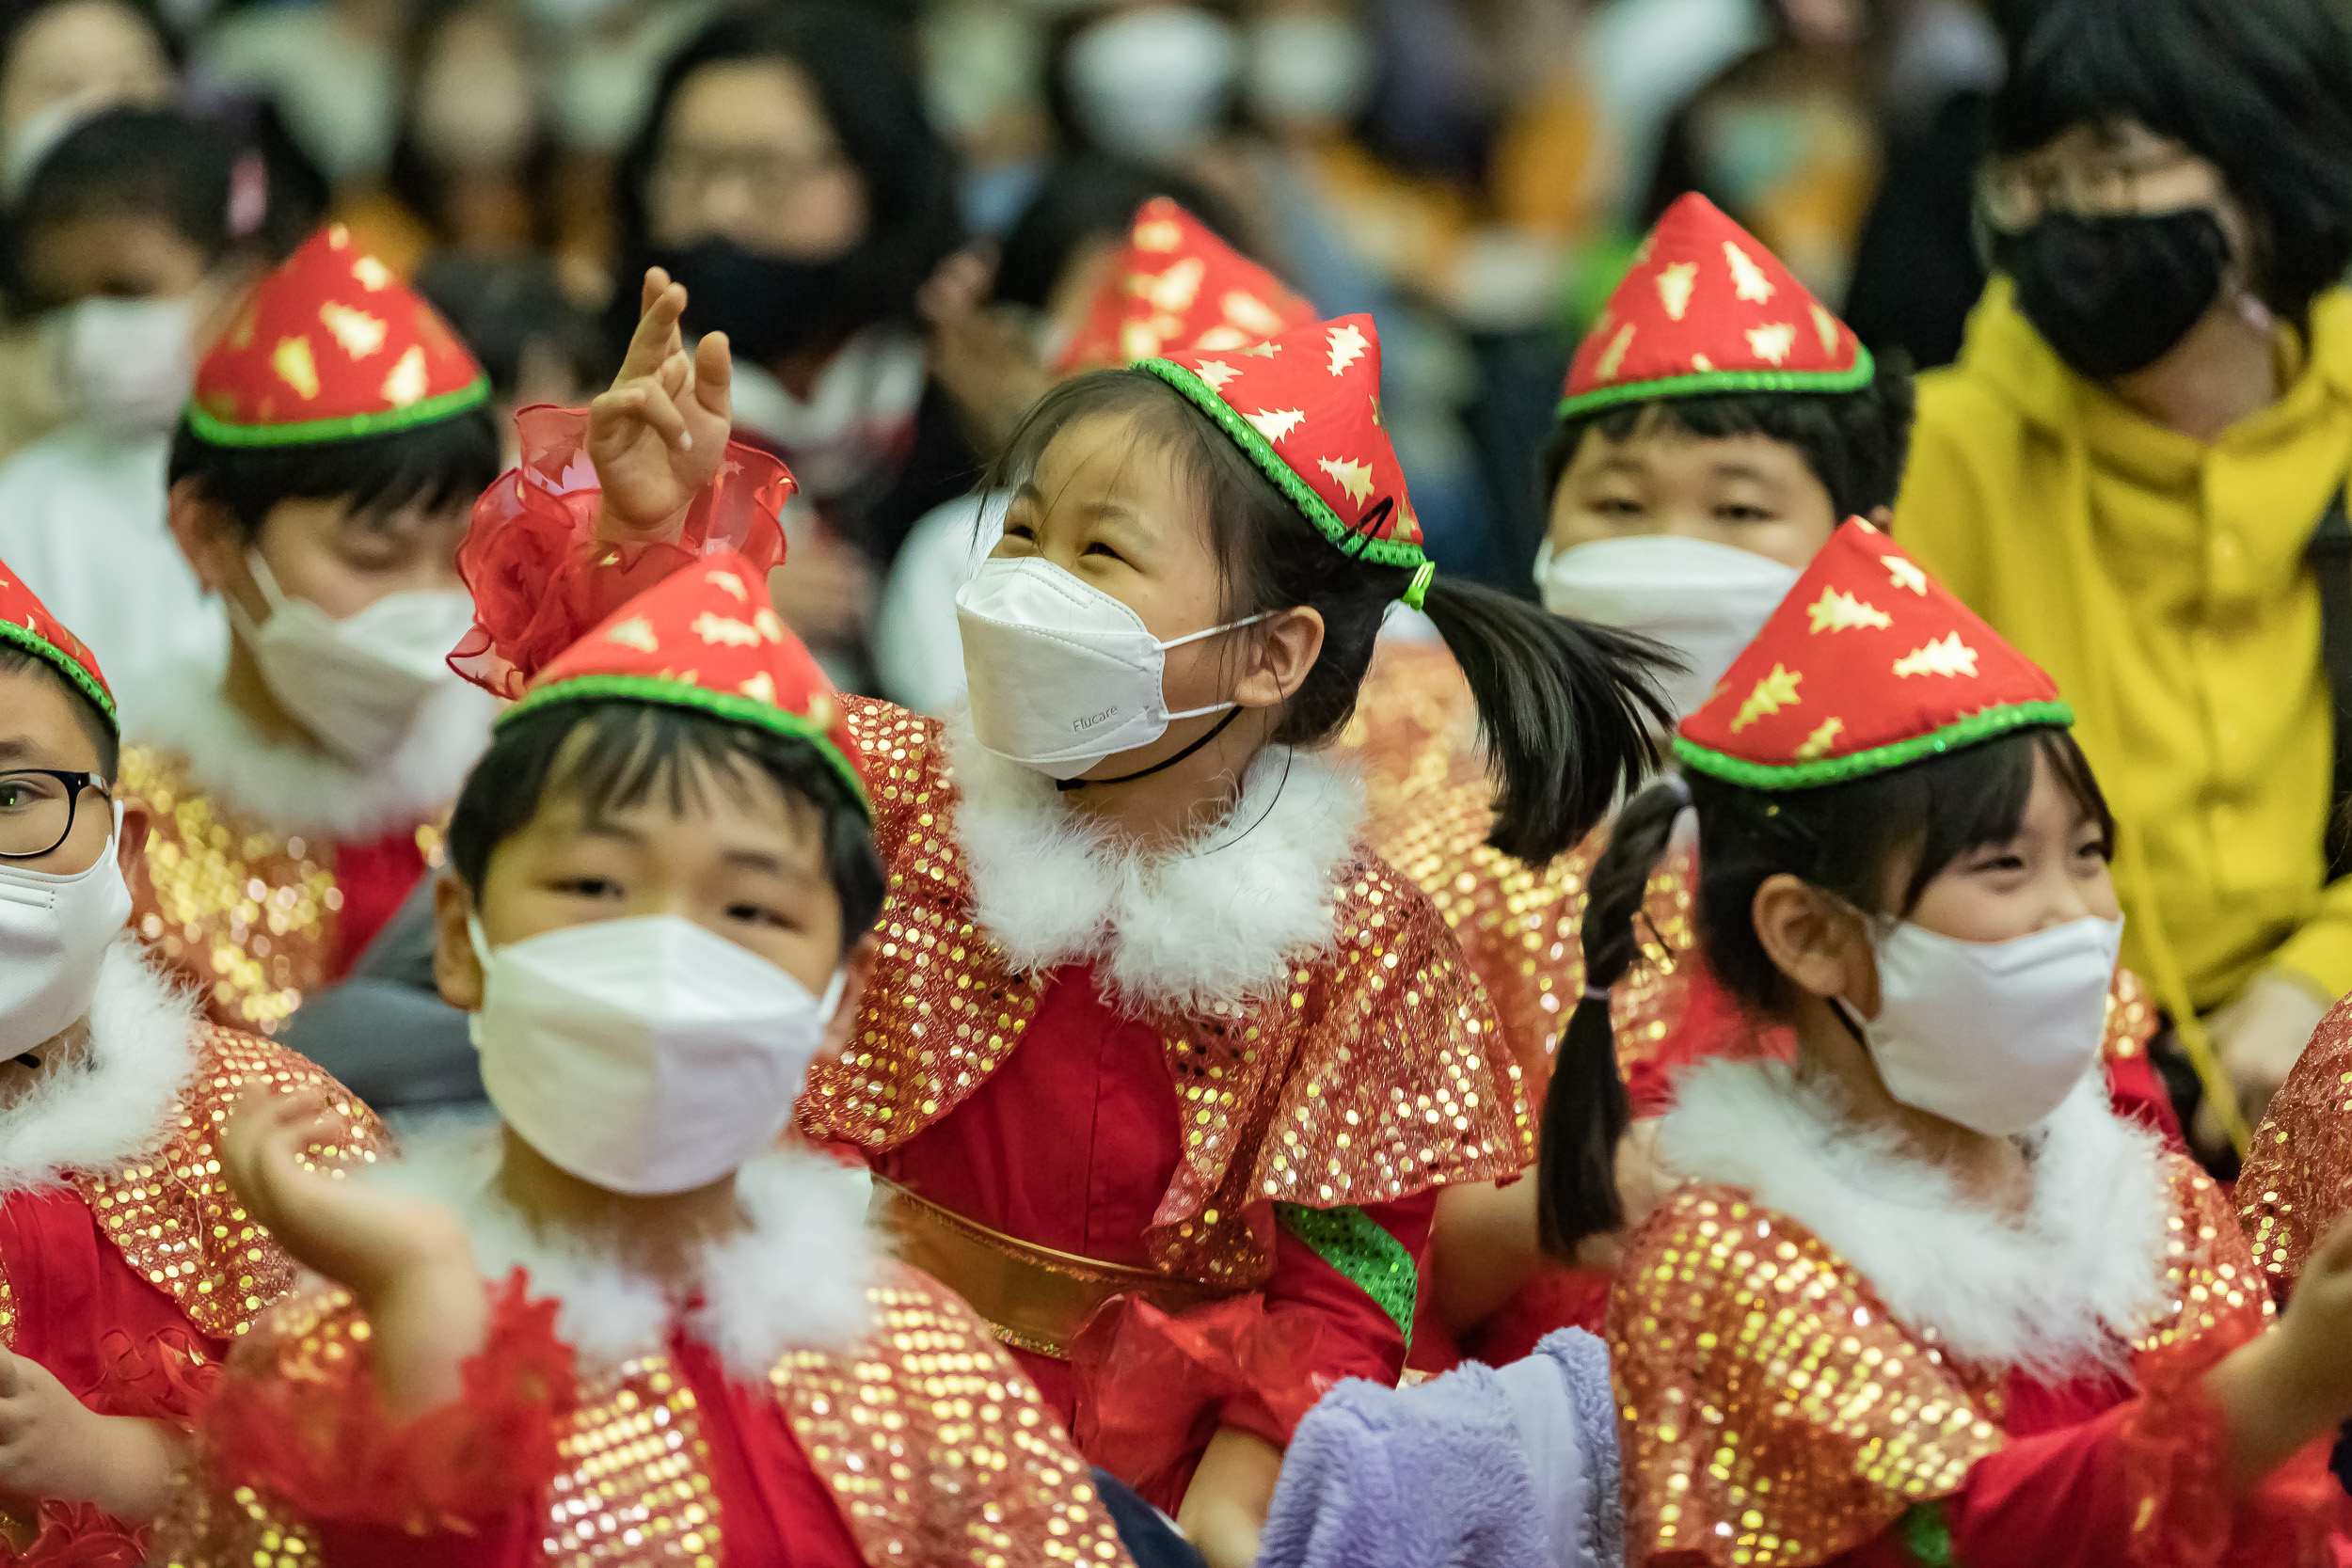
[
  {"xmin": 1610, "ymin": 1156, "xmax": 2261, "ymax": 1567},
  {"xmin": 0, "ymin": 1022, "xmax": 384, "ymax": 1350},
  {"xmin": 2242, "ymin": 991, "xmax": 2352, "ymax": 1295},
  {"xmin": 799, "ymin": 696, "xmax": 1533, "ymax": 1292},
  {"xmin": 155, "ymin": 1261, "xmax": 1134, "ymax": 1568}
]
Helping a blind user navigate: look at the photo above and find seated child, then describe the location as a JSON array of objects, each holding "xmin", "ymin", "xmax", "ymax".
[
  {"xmin": 1556, "ymin": 520, "xmax": 2350, "ymax": 1565},
  {"xmin": 134, "ymin": 223, "xmax": 501, "ymax": 1037},
  {"xmin": 151, "ymin": 542, "xmax": 1134, "ymax": 1563},
  {"xmin": 0, "ymin": 559, "xmax": 379, "ymax": 1562}
]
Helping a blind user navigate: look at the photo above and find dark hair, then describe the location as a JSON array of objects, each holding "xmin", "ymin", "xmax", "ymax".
[
  {"xmin": 1540, "ymin": 353, "xmax": 1917, "ymax": 522},
  {"xmin": 167, "ymin": 405, "xmax": 501, "ymax": 542},
  {"xmin": 10, "ymin": 105, "xmax": 237, "ymax": 303},
  {"xmin": 989, "ymin": 371, "xmax": 1672, "ymax": 862},
  {"xmin": 1995, "ymin": 0, "xmax": 2352, "ymax": 324},
  {"xmin": 1535, "ymin": 726, "xmax": 2115, "ymax": 1252},
  {"xmin": 415, "ymin": 253, "xmax": 610, "ymax": 403},
  {"xmin": 612, "ymin": 3, "xmax": 962, "ymax": 346},
  {"xmin": 447, "ymin": 700, "xmax": 885, "ymax": 956},
  {"xmin": 0, "ymin": 646, "xmax": 117, "ymax": 777},
  {"xmin": 993, "ymin": 154, "xmax": 1251, "ymax": 313}
]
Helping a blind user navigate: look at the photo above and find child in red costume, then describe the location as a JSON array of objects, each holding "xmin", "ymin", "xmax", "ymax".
[
  {"xmin": 0, "ymin": 558, "xmax": 380, "ymax": 1564},
  {"xmin": 536, "ymin": 268, "xmax": 1667, "ymax": 1563},
  {"xmin": 153, "ymin": 297, "xmax": 1132, "ymax": 1564},
  {"xmin": 130, "ymin": 223, "xmax": 501, "ymax": 1037},
  {"xmin": 1549, "ymin": 520, "xmax": 2351, "ymax": 1566}
]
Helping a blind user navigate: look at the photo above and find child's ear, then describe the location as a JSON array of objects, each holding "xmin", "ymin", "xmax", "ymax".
[
  {"xmin": 1232, "ymin": 607, "xmax": 1326, "ymax": 710},
  {"xmin": 112, "ymin": 801, "xmax": 151, "ymax": 886},
  {"xmin": 165, "ymin": 480, "xmax": 246, "ymax": 601},
  {"xmin": 1752, "ymin": 874, "xmax": 1879, "ymax": 1010},
  {"xmin": 431, "ymin": 874, "xmax": 486, "ymax": 1011},
  {"xmin": 817, "ymin": 932, "xmax": 879, "ymax": 1066}
]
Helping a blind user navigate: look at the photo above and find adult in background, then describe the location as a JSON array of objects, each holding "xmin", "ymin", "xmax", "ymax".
[
  {"xmin": 1893, "ymin": 0, "xmax": 2352, "ymax": 1157},
  {"xmin": 609, "ymin": 3, "xmax": 968, "ymax": 685}
]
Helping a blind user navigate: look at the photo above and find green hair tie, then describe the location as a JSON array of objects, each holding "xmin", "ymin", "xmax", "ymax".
[{"xmin": 1401, "ymin": 560, "xmax": 1436, "ymax": 610}]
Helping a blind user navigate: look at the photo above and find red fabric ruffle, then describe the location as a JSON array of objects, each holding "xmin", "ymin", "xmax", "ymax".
[
  {"xmin": 85, "ymin": 1326, "xmax": 219, "ymax": 1427},
  {"xmin": 201, "ymin": 1271, "xmax": 577, "ymax": 1533},
  {"xmin": 1069, "ymin": 1292, "xmax": 1341, "ymax": 1512},
  {"xmin": 451, "ymin": 404, "xmax": 793, "ymax": 698},
  {"xmin": 2121, "ymin": 1307, "xmax": 2346, "ymax": 1568},
  {"xmin": 4, "ymin": 1503, "xmax": 147, "ymax": 1568}
]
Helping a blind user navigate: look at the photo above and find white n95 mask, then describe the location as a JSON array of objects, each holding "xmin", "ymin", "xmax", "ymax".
[
  {"xmin": 469, "ymin": 914, "xmax": 846, "ymax": 1196},
  {"xmin": 1536, "ymin": 535, "xmax": 1802, "ymax": 721},
  {"xmin": 1839, "ymin": 913, "xmax": 2123, "ymax": 1137},
  {"xmin": 0, "ymin": 801, "xmax": 133, "ymax": 1058},
  {"xmin": 227, "ymin": 553, "xmax": 478, "ymax": 768},
  {"xmin": 956, "ymin": 556, "xmax": 1263, "ymax": 781}
]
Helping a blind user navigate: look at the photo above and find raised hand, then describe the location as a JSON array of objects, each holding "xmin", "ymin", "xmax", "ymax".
[{"xmin": 588, "ymin": 267, "xmax": 736, "ymax": 543}]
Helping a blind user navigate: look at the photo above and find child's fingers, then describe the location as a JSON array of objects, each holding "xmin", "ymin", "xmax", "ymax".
[
  {"xmin": 600, "ymin": 383, "xmax": 692, "ymax": 451},
  {"xmin": 639, "ymin": 266, "xmax": 673, "ymax": 316},
  {"xmin": 616, "ymin": 282, "xmax": 688, "ymax": 383},
  {"xmin": 2310, "ymin": 1212, "xmax": 2352, "ymax": 1281},
  {"xmin": 692, "ymin": 331, "xmax": 731, "ymax": 415}
]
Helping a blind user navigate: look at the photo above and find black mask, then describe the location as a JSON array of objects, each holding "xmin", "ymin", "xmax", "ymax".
[
  {"xmin": 645, "ymin": 239, "xmax": 865, "ymax": 367},
  {"xmin": 1994, "ymin": 209, "xmax": 2233, "ymax": 379}
]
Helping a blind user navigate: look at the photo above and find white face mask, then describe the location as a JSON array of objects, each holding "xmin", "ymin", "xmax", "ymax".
[
  {"xmin": 1064, "ymin": 6, "xmax": 1240, "ymax": 161},
  {"xmin": 469, "ymin": 913, "xmax": 847, "ymax": 1196},
  {"xmin": 956, "ymin": 556, "xmax": 1263, "ymax": 781},
  {"xmin": 1536, "ymin": 535, "xmax": 1803, "ymax": 721},
  {"xmin": 58, "ymin": 296, "xmax": 196, "ymax": 440},
  {"xmin": 226, "ymin": 553, "xmax": 478, "ymax": 768},
  {"xmin": 0, "ymin": 801, "xmax": 132, "ymax": 1059},
  {"xmin": 1839, "ymin": 912, "xmax": 2123, "ymax": 1137},
  {"xmin": 1244, "ymin": 14, "xmax": 1377, "ymax": 127}
]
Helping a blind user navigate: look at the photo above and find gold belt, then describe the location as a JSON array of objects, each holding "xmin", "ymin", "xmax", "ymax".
[{"xmin": 869, "ymin": 1178, "xmax": 1227, "ymax": 1357}]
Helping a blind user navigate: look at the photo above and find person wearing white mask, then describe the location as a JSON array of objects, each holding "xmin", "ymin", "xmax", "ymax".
[
  {"xmin": 149, "ymin": 538, "xmax": 1149, "ymax": 1568},
  {"xmin": 0, "ymin": 551, "xmax": 383, "ymax": 1561},
  {"xmin": 131, "ymin": 223, "xmax": 499, "ymax": 1041},
  {"xmin": 0, "ymin": 106, "xmax": 263, "ymax": 713}
]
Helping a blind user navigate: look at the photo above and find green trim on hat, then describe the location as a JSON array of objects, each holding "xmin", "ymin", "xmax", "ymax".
[
  {"xmin": 0, "ymin": 620, "xmax": 116, "ymax": 737},
  {"xmin": 1138, "ymin": 358, "xmax": 1429, "ymax": 572},
  {"xmin": 182, "ymin": 376, "xmax": 492, "ymax": 448},
  {"xmin": 1556, "ymin": 346, "xmax": 1876, "ymax": 422},
  {"xmin": 498, "ymin": 673, "xmax": 871, "ymax": 819},
  {"xmin": 1672, "ymin": 698, "xmax": 2074, "ymax": 791}
]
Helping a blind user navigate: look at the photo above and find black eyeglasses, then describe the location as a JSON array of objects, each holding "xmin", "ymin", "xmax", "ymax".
[{"xmin": 0, "ymin": 769, "xmax": 112, "ymax": 860}]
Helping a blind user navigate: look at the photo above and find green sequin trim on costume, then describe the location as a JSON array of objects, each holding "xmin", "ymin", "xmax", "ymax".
[
  {"xmin": 1672, "ymin": 701, "xmax": 2074, "ymax": 791},
  {"xmin": 1899, "ymin": 1502, "xmax": 1956, "ymax": 1568},
  {"xmin": 182, "ymin": 376, "xmax": 492, "ymax": 447},
  {"xmin": 1137, "ymin": 359, "xmax": 1428, "ymax": 572},
  {"xmin": 0, "ymin": 620, "xmax": 115, "ymax": 736},
  {"xmin": 500, "ymin": 673, "xmax": 871, "ymax": 818},
  {"xmin": 1274, "ymin": 1203, "xmax": 1418, "ymax": 1344},
  {"xmin": 1554, "ymin": 348, "xmax": 1877, "ymax": 421}
]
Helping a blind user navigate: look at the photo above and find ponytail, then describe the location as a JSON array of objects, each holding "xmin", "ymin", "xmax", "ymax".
[
  {"xmin": 1419, "ymin": 577, "xmax": 1676, "ymax": 863},
  {"xmin": 1536, "ymin": 776, "xmax": 1688, "ymax": 1258}
]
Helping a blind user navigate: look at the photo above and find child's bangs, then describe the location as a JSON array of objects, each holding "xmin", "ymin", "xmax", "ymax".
[
  {"xmin": 1891, "ymin": 726, "xmax": 2112, "ymax": 911},
  {"xmin": 547, "ymin": 704, "xmax": 809, "ymax": 828}
]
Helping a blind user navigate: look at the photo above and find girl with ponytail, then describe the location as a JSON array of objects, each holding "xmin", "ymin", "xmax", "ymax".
[{"xmin": 1553, "ymin": 520, "xmax": 2352, "ymax": 1567}]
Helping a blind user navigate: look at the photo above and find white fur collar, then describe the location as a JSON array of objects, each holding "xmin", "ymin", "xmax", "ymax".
[
  {"xmin": 1658, "ymin": 1058, "xmax": 2173, "ymax": 1383},
  {"xmin": 365, "ymin": 1131, "xmax": 883, "ymax": 1381},
  {"xmin": 132, "ymin": 667, "xmax": 493, "ymax": 840},
  {"xmin": 946, "ymin": 709, "xmax": 1366, "ymax": 1011},
  {"xmin": 0, "ymin": 938, "xmax": 199, "ymax": 1195}
]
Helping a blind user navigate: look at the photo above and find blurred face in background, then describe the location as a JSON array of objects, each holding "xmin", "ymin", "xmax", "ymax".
[
  {"xmin": 647, "ymin": 58, "xmax": 866, "ymax": 261},
  {"xmin": 0, "ymin": 0, "xmax": 170, "ymax": 160}
]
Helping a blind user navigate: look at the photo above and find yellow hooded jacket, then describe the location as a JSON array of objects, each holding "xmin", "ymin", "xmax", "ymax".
[{"xmin": 1897, "ymin": 278, "xmax": 2352, "ymax": 1025}]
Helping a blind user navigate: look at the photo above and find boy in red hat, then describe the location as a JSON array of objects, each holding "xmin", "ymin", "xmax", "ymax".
[
  {"xmin": 1550, "ymin": 519, "xmax": 2349, "ymax": 1566},
  {"xmin": 131, "ymin": 223, "xmax": 501, "ymax": 1038},
  {"xmin": 151, "ymin": 316, "xmax": 1136, "ymax": 1560},
  {"xmin": 0, "ymin": 556, "xmax": 380, "ymax": 1563}
]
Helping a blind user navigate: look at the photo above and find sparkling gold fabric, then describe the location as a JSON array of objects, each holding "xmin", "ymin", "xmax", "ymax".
[
  {"xmin": 120, "ymin": 745, "xmax": 341, "ymax": 1037},
  {"xmin": 158, "ymin": 1264, "xmax": 1132, "ymax": 1567},
  {"xmin": 2241, "ymin": 993, "xmax": 2352, "ymax": 1295},
  {"xmin": 801, "ymin": 697, "xmax": 1533, "ymax": 1291},
  {"xmin": 1611, "ymin": 1155, "xmax": 2262, "ymax": 1566},
  {"xmin": 0, "ymin": 1023, "xmax": 383, "ymax": 1352}
]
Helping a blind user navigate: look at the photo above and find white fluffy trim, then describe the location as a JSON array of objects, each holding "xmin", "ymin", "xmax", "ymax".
[
  {"xmin": 0, "ymin": 937, "xmax": 199, "ymax": 1194},
  {"xmin": 133, "ymin": 668, "xmax": 493, "ymax": 841},
  {"xmin": 948, "ymin": 709, "xmax": 1365, "ymax": 1011},
  {"xmin": 366, "ymin": 1131, "xmax": 883, "ymax": 1382},
  {"xmin": 1659, "ymin": 1058, "xmax": 2173, "ymax": 1383}
]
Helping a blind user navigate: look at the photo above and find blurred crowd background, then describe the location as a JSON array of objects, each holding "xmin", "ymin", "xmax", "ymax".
[{"xmin": 0, "ymin": 0, "xmax": 2039, "ymax": 705}]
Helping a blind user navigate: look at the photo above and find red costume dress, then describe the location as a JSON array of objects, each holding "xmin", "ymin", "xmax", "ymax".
[
  {"xmin": 2240, "ymin": 992, "xmax": 2352, "ymax": 1297},
  {"xmin": 0, "ymin": 942, "xmax": 384, "ymax": 1565}
]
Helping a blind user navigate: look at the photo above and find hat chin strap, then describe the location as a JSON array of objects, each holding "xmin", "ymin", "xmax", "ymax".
[{"xmin": 1057, "ymin": 706, "xmax": 1243, "ymax": 793}]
